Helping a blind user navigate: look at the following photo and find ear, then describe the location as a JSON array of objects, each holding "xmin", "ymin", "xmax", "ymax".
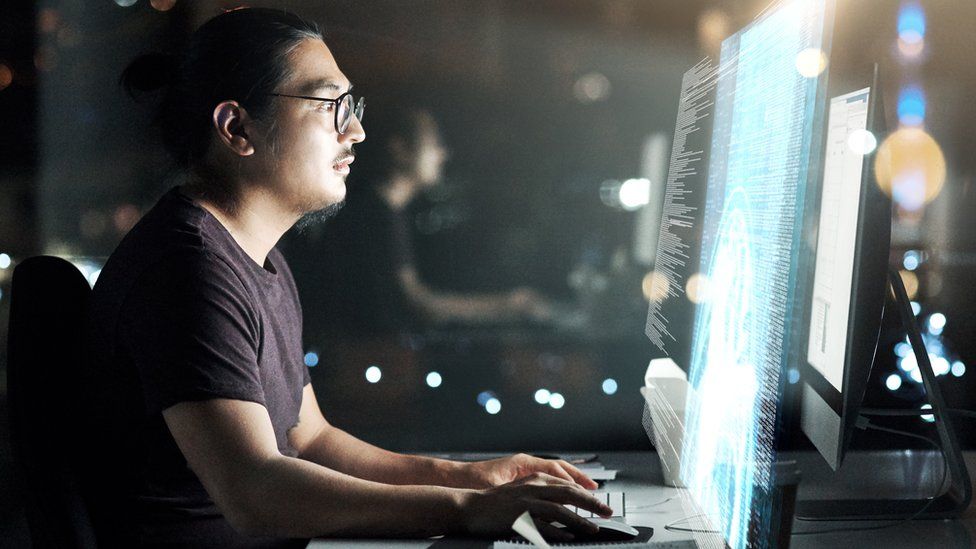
[{"xmin": 211, "ymin": 100, "xmax": 256, "ymax": 157}]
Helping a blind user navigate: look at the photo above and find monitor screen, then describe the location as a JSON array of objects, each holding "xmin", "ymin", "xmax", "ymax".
[
  {"xmin": 806, "ymin": 88, "xmax": 871, "ymax": 393},
  {"xmin": 669, "ymin": 0, "xmax": 833, "ymax": 547}
]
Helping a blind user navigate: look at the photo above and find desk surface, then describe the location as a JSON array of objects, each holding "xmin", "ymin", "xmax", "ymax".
[{"xmin": 308, "ymin": 451, "xmax": 976, "ymax": 548}]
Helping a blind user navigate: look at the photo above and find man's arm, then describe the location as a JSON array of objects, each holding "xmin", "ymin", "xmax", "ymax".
[
  {"xmin": 163, "ymin": 396, "xmax": 611, "ymax": 540},
  {"xmin": 288, "ymin": 384, "xmax": 467, "ymax": 486},
  {"xmin": 163, "ymin": 397, "xmax": 464, "ymax": 538},
  {"xmin": 289, "ymin": 384, "xmax": 597, "ymax": 490}
]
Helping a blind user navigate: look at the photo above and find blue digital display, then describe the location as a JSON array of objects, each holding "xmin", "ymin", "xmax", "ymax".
[{"xmin": 678, "ymin": 1, "xmax": 830, "ymax": 547}]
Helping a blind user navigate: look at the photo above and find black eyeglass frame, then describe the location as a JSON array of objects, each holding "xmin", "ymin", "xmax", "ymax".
[{"xmin": 269, "ymin": 91, "xmax": 365, "ymax": 134}]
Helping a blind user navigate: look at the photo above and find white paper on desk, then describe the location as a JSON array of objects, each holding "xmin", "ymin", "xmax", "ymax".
[{"xmin": 510, "ymin": 511, "xmax": 552, "ymax": 549}]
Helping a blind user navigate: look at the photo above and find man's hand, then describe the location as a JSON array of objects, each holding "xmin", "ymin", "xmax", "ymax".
[
  {"xmin": 461, "ymin": 453, "xmax": 599, "ymax": 490},
  {"xmin": 460, "ymin": 472, "xmax": 613, "ymax": 542}
]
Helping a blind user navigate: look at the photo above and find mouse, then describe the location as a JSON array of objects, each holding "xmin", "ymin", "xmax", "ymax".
[{"xmin": 570, "ymin": 518, "xmax": 641, "ymax": 542}]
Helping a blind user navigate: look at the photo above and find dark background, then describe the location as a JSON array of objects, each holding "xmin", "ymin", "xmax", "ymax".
[{"xmin": 2, "ymin": 0, "xmax": 975, "ymax": 544}]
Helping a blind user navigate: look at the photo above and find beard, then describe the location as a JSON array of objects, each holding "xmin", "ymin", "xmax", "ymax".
[{"xmin": 293, "ymin": 199, "xmax": 345, "ymax": 233}]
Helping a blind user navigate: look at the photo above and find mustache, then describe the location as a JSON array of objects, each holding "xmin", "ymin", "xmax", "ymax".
[{"xmin": 334, "ymin": 148, "xmax": 355, "ymax": 164}]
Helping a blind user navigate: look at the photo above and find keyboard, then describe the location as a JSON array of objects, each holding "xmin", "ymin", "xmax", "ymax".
[{"xmin": 566, "ymin": 491, "xmax": 626, "ymax": 518}]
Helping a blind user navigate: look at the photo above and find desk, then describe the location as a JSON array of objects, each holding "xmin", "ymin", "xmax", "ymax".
[{"xmin": 309, "ymin": 451, "xmax": 976, "ymax": 548}]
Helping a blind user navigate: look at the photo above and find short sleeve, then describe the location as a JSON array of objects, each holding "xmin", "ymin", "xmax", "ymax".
[{"xmin": 120, "ymin": 252, "xmax": 265, "ymax": 415}]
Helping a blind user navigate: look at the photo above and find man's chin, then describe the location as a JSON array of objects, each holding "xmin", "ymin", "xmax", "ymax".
[{"xmin": 294, "ymin": 199, "xmax": 345, "ymax": 233}]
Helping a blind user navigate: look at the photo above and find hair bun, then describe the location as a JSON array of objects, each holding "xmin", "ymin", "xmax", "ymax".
[{"xmin": 120, "ymin": 52, "xmax": 179, "ymax": 96}]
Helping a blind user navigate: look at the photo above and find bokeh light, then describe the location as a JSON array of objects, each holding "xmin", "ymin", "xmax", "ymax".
[
  {"xmin": 114, "ymin": 0, "xmax": 139, "ymax": 7},
  {"xmin": 38, "ymin": 8, "xmax": 60, "ymax": 33},
  {"xmin": 548, "ymin": 393, "xmax": 565, "ymax": 409},
  {"xmin": 151, "ymin": 0, "xmax": 178, "ymax": 11},
  {"xmin": 0, "ymin": 64, "xmax": 12, "ymax": 91},
  {"xmin": 847, "ymin": 129, "xmax": 877, "ymax": 155},
  {"xmin": 0, "ymin": 253, "xmax": 11, "ymax": 269},
  {"xmin": 899, "ymin": 270, "xmax": 919, "ymax": 300},
  {"xmin": 365, "ymin": 365, "xmax": 382, "ymax": 383},
  {"xmin": 920, "ymin": 403, "xmax": 934, "ymax": 423},
  {"xmin": 910, "ymin": 367, "xmax": 923, "ymax": 383},
  {"xmin": 897, "ymin": 3, "xmax": 926, "ymax": 43},
  {"xmin": 902, "ymin": 250, "xmax": 920, "ymax": 271},
  {"xmin": 303, "ymin": 352, "xmax": 319, "ymax": 367},
  {"xmin": 886, "ymin": 374, "xmax": 902, "ymax": 391},
  {"xmin": 895, "ymin": 342, "xmax": 911, "ymax": 358},
  {"xmin": 618, "ymin": 178, "xmax": 651, "ymax": 210},
  {"xmin": 477, "ymin": 391, "xmax": 494, "ymax": 407},
  {"xmin": 952, "ymin": 361, "xmax": 966, "ymax": 377},
  {"xmin": 897, "ymin": 36, "xmax": 925, "ymax": 58},
  {"xmin": 685, "ymin": 272, "xmax": 710, "ymax": 304},
  {"xmin": 602, "ymin": 378, "xmax": 618, "ymax": 395},
  {"xmin": 642, "ymin": 270, "xmax": 670, "ymax": 302},
  {"xmin": 874, "ymin": 128, "xmax": 946, "ymax": 211},
  {"xmin": 787, "ymin": 368, "xmax": 800, "ymax": 385},
  {"xmin": 897, "ymin": 86, "xmax": 926, "ymax": 127},
  {"xmin": 33, "ymin": 46, "xmax": 57, "ymax": 72},
  {"xmin": 425, "ymin": 371, "xmax": 442, "ymax": 388},
  {"xmin": 795, "ymin": 48, "xmax": 828, "ymax": 78},
  {"xmin": 573, "ymin": 72, "xmax": 611, "ymax": 103},
  {"xmin": 910, "ymin": 301, "xmax": 921, "ymax": 316},
  {"xmin": 534, "ymin": 388, "xmax": 551, "ymax": 405},
  {"xmin": 697, "ymin": 8, "xmax": 730, "ymax": 54},
  {"xmin": 896, "ymin": 4, "xmax": 926, "ymax": 60},
  {"xmin": 113, "ymin": 204, "xmax": 141, "ymax": 233},
  {"xmin": 485, "ymin": 397, "xmax": 502, "ymax": 415},
  {"xmin": 900, "ymin": 352, "xmax": 918, "ymax": 373}
]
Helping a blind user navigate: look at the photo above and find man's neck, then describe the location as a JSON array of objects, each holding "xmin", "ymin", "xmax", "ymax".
[
  {"xmin": 379, "ymin": 173, "xmax": 419, "ymax": 211},
  {"xmin": 184, "ymin": 184, "xmax": 297, "ymax": 268}
]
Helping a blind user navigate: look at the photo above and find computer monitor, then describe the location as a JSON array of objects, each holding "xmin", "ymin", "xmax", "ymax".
[
  {"xmin": 647, "ymin": 0, "xmax": 834, "ymax": 547},
  {"xmin": 794, "ymin": 64, "xmax": 972, "ymax": 520},
  {"xmin": 647, "ymin": 0, "xmax": 971, "ymax": 541},
  {"xmin": 799, "ymin": 68, "xmax": 889, "ymax": 472}
]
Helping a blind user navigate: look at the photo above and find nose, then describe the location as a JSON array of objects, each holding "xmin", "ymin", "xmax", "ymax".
[{"xmin": 340, "ymin": 113, "xmax": 365, "ymax": 145}]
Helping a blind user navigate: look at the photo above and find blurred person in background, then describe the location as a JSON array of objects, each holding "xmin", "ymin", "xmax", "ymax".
[
  {"xmin": 78, "ymin": 7, "xmax": 609, "ymax": 548},
  {"xmin": 327, "ymin": 104, "xmax": 555, "ymax": 337}
]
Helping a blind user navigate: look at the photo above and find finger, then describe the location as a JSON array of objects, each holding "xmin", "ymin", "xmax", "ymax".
[
  {"xmin": 536, "ymin": 484, "xmax": 614, "ymax": 517},
  {"xmin": 555, "ymin": 459, "xmax": 599, "ymax": 490},
  {"xmin": 542, "ymin": 459, "xmax": 577, "ymax": 484},
  {"xmin": 534, "ymin": 519, "xmax": 575, "ymax": 543},
  {"xmin": 530, "ymin": 501, "xmax": 600, "ymax": 535},
  {"xmin": 522, "ymin": 471, "xmax": 576, "ymax": 487}
]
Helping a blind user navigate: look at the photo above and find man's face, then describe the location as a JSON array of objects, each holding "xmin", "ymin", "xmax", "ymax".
[{"xmin": 257, "ymin": 38, "xmax": 365, "ymax": 217}]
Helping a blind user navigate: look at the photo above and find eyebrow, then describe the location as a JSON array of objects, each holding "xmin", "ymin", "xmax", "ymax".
[{"xmin": 298, "ymin": 78, "xmax": 354, "ymax": 96}]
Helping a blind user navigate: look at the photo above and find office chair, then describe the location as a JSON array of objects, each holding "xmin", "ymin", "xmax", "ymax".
[{"xmin": 7, "ymin": 256, "xmax": 97, "ymax": 548}]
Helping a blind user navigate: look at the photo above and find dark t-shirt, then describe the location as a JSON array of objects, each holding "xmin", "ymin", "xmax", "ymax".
[{"xmin": 80, "ymin": 186, "xmax": 310, "ymax": 548}]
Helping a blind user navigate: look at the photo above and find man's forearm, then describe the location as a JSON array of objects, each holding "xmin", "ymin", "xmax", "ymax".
[
  {"xmin": 299, "ymin": 424, "xmax": 470, "ymax": 487},
  {"xmin": 238, "ymin": 453, "xmax": 470, "ymax": 539}
]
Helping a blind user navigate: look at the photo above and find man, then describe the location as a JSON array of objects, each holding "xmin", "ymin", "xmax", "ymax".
[{"xmin": 82, "ymin": 8, "xmax": 611, "ymax": 548}]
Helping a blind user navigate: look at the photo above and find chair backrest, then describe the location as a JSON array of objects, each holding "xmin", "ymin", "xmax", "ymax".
[{"xmin": 7, "ymin": 256, "xmax": 97, "ymax": 548}]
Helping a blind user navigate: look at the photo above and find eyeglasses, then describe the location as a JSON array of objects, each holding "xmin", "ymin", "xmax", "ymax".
[{"xmin": 269, "ymin": 91, "xmax": 365, "ymax": 134}]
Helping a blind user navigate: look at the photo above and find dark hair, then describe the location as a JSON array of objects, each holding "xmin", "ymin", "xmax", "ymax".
[{"xmin": 120, "ymin": 8, "xmax": 322, "ymax": 175}]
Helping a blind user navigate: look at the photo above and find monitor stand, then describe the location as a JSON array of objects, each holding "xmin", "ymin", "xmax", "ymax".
[{"xmin": 794, "ymin": 268, "xmax": 972, "ymax": 520}]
